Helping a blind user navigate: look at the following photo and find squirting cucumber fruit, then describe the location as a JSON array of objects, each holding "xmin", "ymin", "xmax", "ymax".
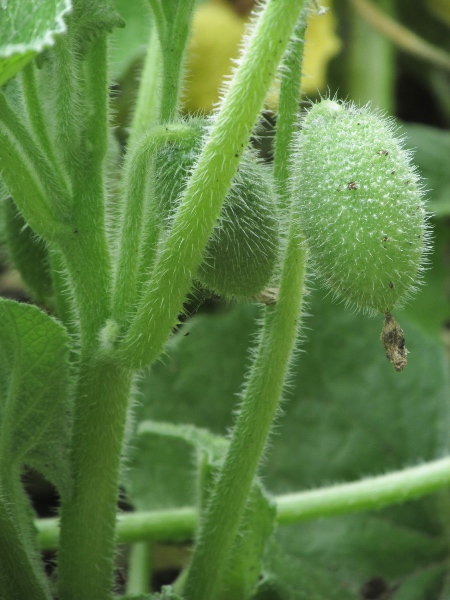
[
  {"xmin": 153, "ymin": 118, "xmax": 280, "ymax": 299},
  {"xmin": 293, "ymin": 99, "xmax": 430, "ymax": 316}
]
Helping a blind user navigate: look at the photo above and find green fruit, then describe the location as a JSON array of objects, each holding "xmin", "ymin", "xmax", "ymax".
[
  {"xmin": 293, "ymin": 99, "xmax": 430, "ymax": 315},
  {"xmin": 153, "ymin": 118, "xmax": 280, "ymax": 299}
]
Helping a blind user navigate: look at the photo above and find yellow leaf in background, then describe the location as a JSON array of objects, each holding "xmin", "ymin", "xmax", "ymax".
[
  {"xmin": 182, "ymin": 0, "xmax": 246, "ymax": 113},
  {"xmin": 182, "ymin": 0, "xmax": 342, "ymax": 114}
]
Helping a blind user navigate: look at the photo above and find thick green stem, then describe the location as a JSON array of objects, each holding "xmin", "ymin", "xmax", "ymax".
[
  {"xmin": 57, "ymin": 36, "xmax": 112, "ymax": 348},
  {"xmin": 37, "ymin": 454, "xmax": 450, "ymax": 549},
  {"xmin": 183, "ymin": 237, "xmax": 307, "ymax": 600},
  {"xmin": 57, "ymin": 35, "xmax": 123, "ymax": 600},
  {"xmin": 183, "ymin": 11, "xmax": 308, "ymax": 596},
  {"xmin": 57, "ymin": 359, "xmax": 133, "ymax": 600},
  {"xmin": 121, "ymin": 0, "xmax": 306, "ymax": 369}
]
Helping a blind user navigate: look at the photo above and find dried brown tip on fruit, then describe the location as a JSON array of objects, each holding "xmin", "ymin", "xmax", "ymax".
[{"xmin": 381, "ymin": 312, "xmax": 407, "ymax": 372}]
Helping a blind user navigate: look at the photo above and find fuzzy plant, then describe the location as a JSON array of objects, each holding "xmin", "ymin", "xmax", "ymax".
[{"xmin": 0, "ymin": 0, "xmax": 436, "ymax": 600}]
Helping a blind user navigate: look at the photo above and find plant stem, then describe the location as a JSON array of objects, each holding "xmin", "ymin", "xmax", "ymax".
[
  {"xmin": 57, "ymin": 35, "xmax": 126, "ymax": 600},
  {"xmin": 21, "ymin": 62, "xmax": 69, "ymax": 189},
  {"xmin": 126, "ymin": 542, "xmax": 153, "ymax": 595},
  {"xmin": 121, "ymin": 0, "xmax": 306, "ymax": 370},
  {"xmin": 57, "ymin": 359, "xmax": 133, "ymax": 600},
  {"xmin": 183, "ymin": 11, "xmax": 308, "ymax": 595},
  {"xmin": 128, "ymin": 22, "xmax": 163, "ymax": 148},
  {"xmin": 159, "ymin": 2, "xmax": 196, "ymax": 123},
  {"xmin": 350, "ymin": 0, "xmax": 450, "ymax": 73},
  {"xmin": 348, "ymin": 0, "xmax": 394, "ymax": 112},
  {"xmin": 113, "ymin": 124, "xmax": 195, "ymax": 329},
  {"xmin": 37, "ymin": 455, "xmax": 450, "ymax": 550},
  {"xmin": 57, "ymin": 36, "xmax": 112, "ymax": 348},
  {"xmin": 183, "ymin": 235, "xmax": 307, "ymax": 599},
  {"xmin": 0, "ymin": 124, "xmax": 70, "ymax": 243}
]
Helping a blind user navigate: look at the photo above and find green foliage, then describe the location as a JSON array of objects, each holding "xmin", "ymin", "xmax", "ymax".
[
  {"xmin": 152, "ymin": 117, "xmax": 280, "ymax": 298},
  {"xmin": 0, "ymin": 1, "xmax": 449, "ymax": 599},
  {"xmin": 0, "ymin": 0, "xmax": 71, "ymax": 86}
]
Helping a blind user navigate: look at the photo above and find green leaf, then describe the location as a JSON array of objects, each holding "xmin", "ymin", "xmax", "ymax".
[
  {"xmin": 3, "ymin": 197, "xmax": 53, "ymax": 304},
  {"xmin": 219, "ymin": 484, "xmax": 276, "ymax": 600},
  {"xmin": 127, "ymin": 420, "xmax": 227, "ymax": 511},
  {"xmin": 138, "ymin": 288, "xmax": 450, "ymax": 598},
  {"xmin": 127, "ymin": 420, "xmax": 277, "ymax": 598},
  {"xmin": 400, "ymin": 122, "xmax": 450, "ymax": 217},
  {"xmin": 0, "ymin": 0, "xmax": 71, "ymax": 87},
  {"xmin": 110, "ymin": 0, "xmax": 151, "ymax": 80},
  {"xmin": 254, "ymin": 540, "xmax": 358, "ymax": 600},
  {"xmin": 0, "ymin": 298, "xmax": 72, "ymax": 497},
  {"xmin": 121, "ymin": 587, "xmax": 182, "ymax": 600}
]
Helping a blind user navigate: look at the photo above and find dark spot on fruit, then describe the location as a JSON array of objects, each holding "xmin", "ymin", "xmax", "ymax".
[
  {"xmin": 347, "ymin": 181, "xmax": 359, "ymax": 190},
  {"xmin": 183, "ymin": 332, "xmax": 190, "ymax": 337},
  {"xmin": 73, "ymin": 229, "xmax": 78, "ymax": 234},
  {"xmin": 383, "ymin": 236, "xmax": 388, "ymax": 242},
  {"xmin": 391, "ymin": 169, "xmax": 396, "ymax": 175},
  {"xmin": 389, "ymin": 281, "xmax": 394, "ymax": 288},
  {"xmin": 404, "ymin": 180, "xmax": 410, "ymax": 185},
  {"xmin": 234, "ymin": 153, "xmax": 239, "ymax": 158},
  {"xmin": 360, "ymin": 576, "xmax": 389, "ymax": 599},
  {"xmin": 377, "ymin": 150, "xmax": 389, "ymax": 156}
]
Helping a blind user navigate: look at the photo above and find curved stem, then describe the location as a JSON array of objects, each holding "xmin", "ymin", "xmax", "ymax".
[
  {"xmin": 350, "ymin": 0, "xmax": 450, "ymax": 73},
  {"xmin": 112, "ymin": 124, "xmax": 195, "ymax": 329},
  {"xmin": 37, "ymin": 455, "xmax": 450, "ymax": 550},
  {"xmin": 121, "ymin": 0, "xmax": 307, "ymax": 370}
]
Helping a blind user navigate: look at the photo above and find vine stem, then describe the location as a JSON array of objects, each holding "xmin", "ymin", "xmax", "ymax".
[
  {"xmin": 37, "ymin": 455, "xmax": 450, "ymax": 550},
  {"xmin": 182, "ymin": 8, "xmax": 308, "ymax": 598},
  {"xmin": 121, "ymin": 0, "xmax": 306, "ymax": 370},
  {"xmin": 350, "ymin": 0, "xmax": 450, "ymax": 73}
]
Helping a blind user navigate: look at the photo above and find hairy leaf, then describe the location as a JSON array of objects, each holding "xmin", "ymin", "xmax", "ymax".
[
  {"xmin": 0, "ymin": 0, "xmax": 71, "ymax": 86},
  {"xmin": 0, "ymin": 298, "xmax": 72, "ymax": 496}
]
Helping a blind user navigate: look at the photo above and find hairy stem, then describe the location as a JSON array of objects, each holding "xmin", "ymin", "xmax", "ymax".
[
  {"xmin": 183, "ymin": 12, "xmax": 308, "ymax": 596},
  {"xmin": 121, "ymin": 0, "xmax": 306, "ymax": 370},
  {"xmin": 57, "ymin": 360, "xmax": 133, "ymax": 600},
  {"xmin": 128, "ymin": 22, "xmax": 163, "ymax": 148},
  {"xmin": 113, "ymin": 124, "xmax": 195, "ymax": 330},
  {"xmin": 37, "ymin": 455, "xmax": 450, "ymax": 550}
]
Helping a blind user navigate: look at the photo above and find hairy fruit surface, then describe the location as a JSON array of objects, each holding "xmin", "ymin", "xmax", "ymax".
[
  {"xmin": 293, "ymin": 100, "xmax": 430, "ymax": 315},
  {"xmin": 153, "ymin": 118, "xmax": 280, "ymax": 299}
]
